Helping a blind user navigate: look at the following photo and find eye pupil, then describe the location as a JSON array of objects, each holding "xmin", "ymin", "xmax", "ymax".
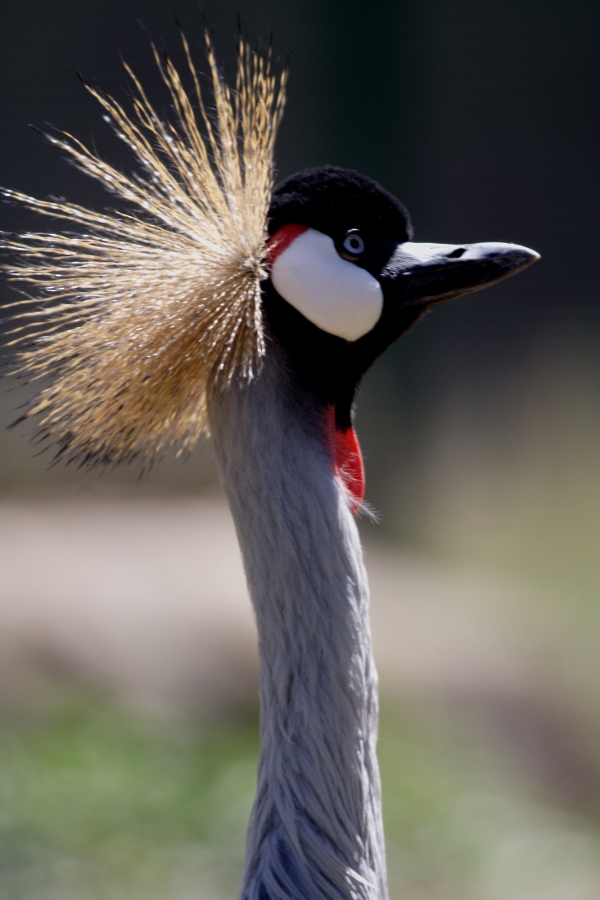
[{"xmin": 342, "ymin": 231, "xmax": 365, "ymax": 256}]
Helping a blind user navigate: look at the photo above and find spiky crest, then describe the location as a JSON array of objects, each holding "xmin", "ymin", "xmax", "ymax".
[{"xmin": 1, "ymin": 31, "xmax": 287, "ymax": 467}]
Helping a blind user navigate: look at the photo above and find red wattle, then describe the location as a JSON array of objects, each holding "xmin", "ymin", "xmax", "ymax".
[
  {"xmin": 324, "ymin": 407, "xmax": 365, "ymax": 516},
  {"xmin": 266, "ymin": 223, "xmax": 308, "ymax": 267}
]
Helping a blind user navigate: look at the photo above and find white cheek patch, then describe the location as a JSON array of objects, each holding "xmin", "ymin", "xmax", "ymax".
[{"xmin": 270, "ymin": 228, "xmax": 383, "ymax": 341}]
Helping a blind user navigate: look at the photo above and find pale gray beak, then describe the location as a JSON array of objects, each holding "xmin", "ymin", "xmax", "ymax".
[{"xmin": 381, "ymin": 241, "xmax": 540, "ymax": 307}]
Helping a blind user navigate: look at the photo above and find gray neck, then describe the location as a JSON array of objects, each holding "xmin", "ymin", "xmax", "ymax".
[{"xmin": 208, "ymin": 348, "xmax": 387, "ymax": 900}]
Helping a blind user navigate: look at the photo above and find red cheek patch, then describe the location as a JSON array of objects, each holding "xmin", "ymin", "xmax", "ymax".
[
  {"xmin": 266, "ymin": 223, "xmax": 308, "ymax": 267},
  {"xmin": 324, "ymin": 407, "xmax": 365, "ymax": 516}
]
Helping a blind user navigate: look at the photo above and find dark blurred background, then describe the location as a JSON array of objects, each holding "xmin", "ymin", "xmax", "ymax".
[
  {"xmin": 2, "ymin": 0, "xmax": 600, "ymax": 532},
  {"xmin": 1, "ymin": 2, "xmax": 600, "ymax": 899}
]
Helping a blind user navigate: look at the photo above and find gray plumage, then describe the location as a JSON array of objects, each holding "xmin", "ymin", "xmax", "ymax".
[{"xmin": 209, "ymin": 345, "xmax": 387, "ymax": 900}]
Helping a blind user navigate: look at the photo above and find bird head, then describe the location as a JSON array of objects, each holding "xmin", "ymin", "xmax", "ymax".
[
  {"xmin": 0, "ymin": 36, "xmax": 539, "ymax": 477},
  {"xmin": 263, "ymin": 166, "xmax": 539, "ymax": 431}
]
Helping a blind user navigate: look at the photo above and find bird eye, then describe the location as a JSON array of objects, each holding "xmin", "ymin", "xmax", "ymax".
[{"xmin": 341, "ymin": 230, "xmax": 365, "ymax": 258}]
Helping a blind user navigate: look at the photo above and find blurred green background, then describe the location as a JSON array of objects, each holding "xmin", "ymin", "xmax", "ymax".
[{"xmin": 1, "ymin": 1, "xmax": 600, "ymax": 898}]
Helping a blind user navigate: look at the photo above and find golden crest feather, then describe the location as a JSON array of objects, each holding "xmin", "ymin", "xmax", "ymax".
[{"xmin": 1, "ymin": 32, "xmax": 287, "ymax": 466}]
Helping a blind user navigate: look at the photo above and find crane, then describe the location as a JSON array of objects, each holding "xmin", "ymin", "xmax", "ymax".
[{"xmin": 1, "ymin": 30, "xmax": 538, "ymax": 900}]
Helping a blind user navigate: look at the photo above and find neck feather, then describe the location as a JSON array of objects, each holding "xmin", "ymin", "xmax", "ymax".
[{"xmin": 209, "ymin": 349, "xmax": 387, "ymax": 900}]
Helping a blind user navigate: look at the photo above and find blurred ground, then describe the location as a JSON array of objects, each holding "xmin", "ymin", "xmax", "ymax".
[
  {"xmin": 0, "ymin": 493, "xmax": 544, "ymax": 718},
  {"xmin": 1, "ymin": 490, "xmax": 600, "ymax": 899}
]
